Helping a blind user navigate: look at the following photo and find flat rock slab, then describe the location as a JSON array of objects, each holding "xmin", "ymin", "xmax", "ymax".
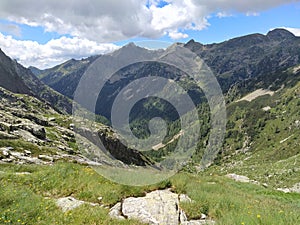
[
  {"xmin": 122, "ymin": 189, "xmax": 180, "ymax": 225},
  {"xmin": 56, "ymin": 196, "xmax": 98, "ymax": 212},
  {"xmin": 110, "ymin": 189, "xmax": 215, "ymax": 225},
  {"xmin": 226, "ymin": 173, "xmax": 250, "ymax": 183}
]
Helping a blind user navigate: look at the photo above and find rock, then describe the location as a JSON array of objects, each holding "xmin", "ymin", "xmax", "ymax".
[
  {"xmin": 179, "ymin": 194, "xmax": 192, "ymax": 203},
  {"xmin": 31, "ymin": 125, "xmax": 46, "ymax": 139},
  {"xmin": 121, "ymin": 189, "xmax": 179, "ymax": 225},
  {"xmin": 1, "ymin": 158, "xmax": 14, "ymax": 163},
  {"xmin": 12, "ymin": 123, "xmax": 46, "ymax": 140},
  {"xmin": 109, "ymin": 202, "xmax": 126, "ymax": 220},
  {"xmin": 181, "ymin": 220, "xmax": 215, "ymax": 225},
  {"xmin": 38, "ymin": 155, "xmax": 54, "ymax": 162},
  {"xmin": 110, "ymin": 189, "xmax": 215, "ymax": 225},
  {"xmin": 201, "ymin": 214, "xmax": 207, "ymax": 220},
  {"xmin": 262, "ymin": 183, "xmax": 268, "ymax": 188},
  {"xmin": 180, "ymin": 209, "xmax": 188, "ymax": 223},
  {"xmin": 56, "ymin": 197, "xmax": 86, "ymax": 212},
  {"xmin": 69, "ymin": 123, "xmax": 75, "ymax": 130},
  {"xmin": 24, "ymin": 150, "xmax": 32, "ymax": 156},
  {"xmin": 277, "ymin": 183, "xmax": 300, "ymax": 194},
  {"xmin": 48, "ymin": 117, "xmax": 56, "ymax": 122},
  {"xmin": 225, "ymin": 173, "xmax": 250, "ymax": 183},
  {"xmin": 15, "ymin": 172, "xmax": 31, "ymax": 175},
  {"xmin": 1, "ymin": 147, "xmax": 11, "ymax": 157},
  {"xmin": 0, "ymin": 131, "xmax": 18, "ymax": 139},
  {"xmin": 56, "ymin": 197, "xmax": 99, "ymax": 212},
  {"xmin": 277, "ymin": 188, "xmax": 291, "ymax": 193},
  {"xmin": 290, "ymin": 183, "xmax": 300, "ymax": 193}
]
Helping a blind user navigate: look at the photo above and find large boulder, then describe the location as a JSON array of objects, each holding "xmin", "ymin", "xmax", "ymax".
[
  {"xmin": 110, "ymin": 189, "xmax": 215, "ymax": 225},
  {"xmin": 122, "ymin": 189, "xmax": 180, "ymax": 225}
]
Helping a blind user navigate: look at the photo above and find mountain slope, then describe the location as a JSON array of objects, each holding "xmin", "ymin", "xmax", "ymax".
[
  {"xmin": 36, "ymin": 29, "xmax": 300, "ymax": 101},
  {"xmin": 31, "ymin": 56, "xmax": 100, "ymax": 99},
  {"xmin": 184, "ymin": 28, "xmax": 300, "ymax": 91},
  {"xmin": 0, "ymin": 49, "xmax": 72, "ymax": 114}
]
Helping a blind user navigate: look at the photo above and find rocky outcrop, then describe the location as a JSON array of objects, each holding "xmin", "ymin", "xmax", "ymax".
[
  {"xmin": 75, "ymin": 125, "xmax": 153, "ymax": 166},
  {"xmin": 56, "ymin": 197, "xmax": 99, "ymax": 212},
  {"xmin": 109, "ymin": 189, "xmax": 215, "ymax": 225},
  {"xmin": 277, "ymin": 183, "xmax": 300, "ymax": 194}
]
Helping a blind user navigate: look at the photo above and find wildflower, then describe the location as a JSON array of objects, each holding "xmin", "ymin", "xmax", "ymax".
[{"xmin": 257, "ymin": 214, "xmax": 261, "ymax": 219}]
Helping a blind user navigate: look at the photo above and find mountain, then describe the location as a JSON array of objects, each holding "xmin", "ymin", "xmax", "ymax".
[
  {"xmin": 0, "ymin": 85, "xmax": 152, "ymax": 167},
  {"xmin": 185, "ymin": 28, "xmax": 300, "ymax": 91},
  {"xmin": 0, "ymin": 49, "xmax": 72, "ymax": 114},
  {"xmin": 31, "ymin": 56, "xmax": 100, "ymax": 99},
  {"xmin": 36, "ymin": 29, "xmax": 300, "ymax": 100}
]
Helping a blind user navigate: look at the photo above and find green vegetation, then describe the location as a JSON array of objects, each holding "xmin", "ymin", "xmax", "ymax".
[{"xmin": 0, "ymin": 163, "xmax": 299, "ymax": 224}]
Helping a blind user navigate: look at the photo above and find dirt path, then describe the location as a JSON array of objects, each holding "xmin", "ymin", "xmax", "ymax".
[
  {"xmin": 236, "ymin": 89, "xmax": 274, "ymax": 102},
  {"xmin": 152, "ymin": 130, "xmax": 183, "ymax": 151}
]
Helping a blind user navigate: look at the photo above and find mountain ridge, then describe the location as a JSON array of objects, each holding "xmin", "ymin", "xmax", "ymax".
[{"xmin": 0, "ymin": 49, "xmax": 73, "ymax": 114}]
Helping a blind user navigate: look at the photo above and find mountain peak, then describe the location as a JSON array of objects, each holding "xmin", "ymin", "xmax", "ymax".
[
  {"xmin": 267, "ymin": 28, "xmax": 295, "ymax": 41},
  {"xmin": 124, "ymin": 42, "xmax": 137, "ymax": 48}
]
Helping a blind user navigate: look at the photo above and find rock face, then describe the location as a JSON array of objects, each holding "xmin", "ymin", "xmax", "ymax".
[{"xmin": 109, "ymin": 189, "xmax": 215, "ymax": 225}]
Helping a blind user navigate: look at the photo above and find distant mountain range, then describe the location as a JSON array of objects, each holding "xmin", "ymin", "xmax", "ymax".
[
  {"xmin": 0, "ymin": 28, "xmax": 300, "ymax": 171},
  {"xmin": 31, "ymin": 29, "xmax": 300, "ymax": 100}
]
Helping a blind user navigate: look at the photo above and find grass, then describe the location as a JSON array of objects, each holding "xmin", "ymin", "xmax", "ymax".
[{"xmin": 0, "ymin": 162, "xmax": 299, "ymax": 225}]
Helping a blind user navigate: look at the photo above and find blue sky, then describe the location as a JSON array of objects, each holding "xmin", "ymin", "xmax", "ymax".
[{"xmin": 0, "ymin": 0, "xmax": 299, "ymax": 68}]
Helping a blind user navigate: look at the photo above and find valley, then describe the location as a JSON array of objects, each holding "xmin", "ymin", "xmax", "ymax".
[{"xmin": 0, "ymin": 29, "xmax": 300, "ymax": 224}]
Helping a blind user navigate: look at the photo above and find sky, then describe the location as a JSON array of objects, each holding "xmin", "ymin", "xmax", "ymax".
[{"xmin": 0, "ymin": 0, "xmax": 299, "ymax": 69}]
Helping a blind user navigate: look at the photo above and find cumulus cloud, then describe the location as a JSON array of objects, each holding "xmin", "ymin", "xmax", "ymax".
[
  {"xmin": 0, "ymin": 0, "xmax": 295, "ymax": 42},
  {"xmin": 0, "ymin": 32, "xmax": 119, "ymax": 69},
  {"xmin": 0, "ymin": 0, "xmax": 297, "ymax": 68}
]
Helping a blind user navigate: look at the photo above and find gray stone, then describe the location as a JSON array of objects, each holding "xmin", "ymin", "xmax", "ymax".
[
  {"xmin": 0, "ymin": 131, "xmax": 18, "ymax": 139},
  {"xmin": 24, "ymin": 150, "xmax": 32, "ymax": 156},
  {"xmin": 110, "ymin": 189, "xmax": 216, "ymax": 225},
  {"xmin": 31, "ymin": 125, "xmax": 46, "ymax": 139},
  {"xmin": 1, "ymin": 158, "xmax": 14, "ymax": 163},
  {"xmin": 121, "ymin": 189, "xmax": 179, "ymax": 225},
  {"xmin": 179, "ymin": 194, "xmax": 192, "ymax": 203},
  {"xmin": 38, "ymin": 155, "xmax": 54, "ymax": 162},
  {"xmin": 277, "ymin": 188, "xmax": 291, "ymax": 193},
  {"xmin": 15, "ymin": 172, "xmax": 31, "ymax": 175},
  {"xmin": 181, "ymin": 220, "xmax": 215, "ymax": 225},
  {"xmin": 290, "ymin": 183, "xmax": 300, "ymax": 193},
  {"xmin": 201, "ymin": 214, "xmax": 207, "ymax": 220},
  {"xmin": 225, "ymin": 173, "xmax": 250, "ymax": 183},
  {"xmin": 56, "ymin": 197, "xmax": 86, "ymax": 212},
  {"xmin": 262, "ymin": 183, "xmax": 268, "ymax": 188},
  {"xmin": 56, "ymin": 197, "xmax": 99, "ymax": 212},
  {"xmin": 180, "ymin": 209, "xmax": 188, "ymax": 223},
  {"xmin": 109, "ymin": 202, "xmax": 125, "ymax": 220}
]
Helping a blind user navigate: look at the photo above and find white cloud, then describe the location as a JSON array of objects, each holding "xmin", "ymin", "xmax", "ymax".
[
  {"xmin": 0, "ymin": 0, "xmax": 295, "ymax": 42},
  {"xmin": 0, "ymin": 32, "xmax": 119, "ymax": 69},
  {"xmin": 216, "ymin": 12, "xmax": 233, "ymax": 18},
  {"xmin": 0, "ymin": 22, "xmax": 21, "ymax": 37},
  {"xmin": 0, "ymin": 0, "xmax": 296, "ymax": 68},
  {"xmin": 168, "ymin": 31, "xmax": 188, "ymax": 39},
  {"xmin": 279, "ymin": 27, "xmax": 300, "ymax": 36}
]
